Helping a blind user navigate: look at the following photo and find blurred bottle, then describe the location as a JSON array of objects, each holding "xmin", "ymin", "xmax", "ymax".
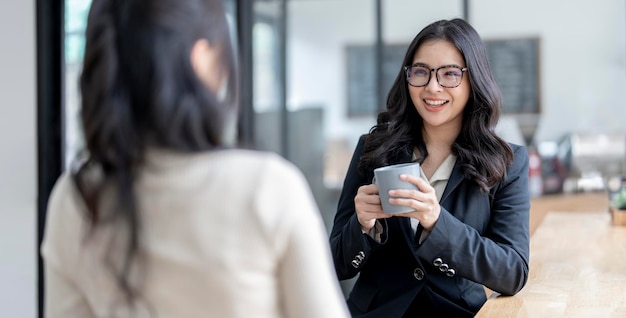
[
  {"xmin": 607, "ymin": 175, "xmax": 625, "ymax": 208},
  {"xmin": 528, "ymin": 148, "xmax": 543, "ymax": 197}
]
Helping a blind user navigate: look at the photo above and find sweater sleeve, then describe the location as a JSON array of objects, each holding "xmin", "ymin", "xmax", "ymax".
[
  {"xmin": 261, "ymin": 157, "xmax": 350, "ymax": 318},
  {"xmin": 41, "ymin": 173, "xmax": 97, "ymax": 318}
]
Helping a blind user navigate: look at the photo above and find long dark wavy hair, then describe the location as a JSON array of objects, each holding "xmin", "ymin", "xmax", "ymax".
[
  {"xmin": 73, "ymin": 0, "xmax": 237, "ymax": 307},
  {"xmin": 359, "ymin": 18, "xmax": 513, "ymax": 192}
]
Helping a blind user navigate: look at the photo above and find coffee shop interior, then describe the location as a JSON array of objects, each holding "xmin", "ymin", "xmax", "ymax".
[{"xmin": 2, "ymin": 0, "xmax": 626, "ymax": 317}]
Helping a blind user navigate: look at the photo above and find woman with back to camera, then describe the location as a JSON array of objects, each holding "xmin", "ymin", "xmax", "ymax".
[
  {"xmin": 41, "ymin": 0, "xmax": 349, "ymax": 317},
  {"xmin": 330, "ymin": 18, "xmax": 530, "ymax": 317}
]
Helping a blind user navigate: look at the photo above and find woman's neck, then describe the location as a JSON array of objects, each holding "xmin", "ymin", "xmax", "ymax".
[{"xmin": 422, "ymin": 123, "xmax": 460, "ymax": 149}]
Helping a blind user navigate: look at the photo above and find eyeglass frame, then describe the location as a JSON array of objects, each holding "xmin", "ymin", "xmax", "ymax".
[{"xmin": 403, "ymin": 64, "xmax": 468, "ymax": 88}]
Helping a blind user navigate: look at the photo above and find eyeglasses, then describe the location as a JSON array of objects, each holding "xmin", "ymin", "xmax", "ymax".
[{"xmin": 404, "ymin": 65, "xmax": 468, "ymax": 88}]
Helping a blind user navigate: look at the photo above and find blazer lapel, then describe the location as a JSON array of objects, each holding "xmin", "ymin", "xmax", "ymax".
[{"xmin": 440, "ymin": 159, "xmax": 464, "ymax": 204}]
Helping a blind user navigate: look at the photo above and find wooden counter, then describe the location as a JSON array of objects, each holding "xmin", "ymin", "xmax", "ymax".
[{"xmin": 476, "ymin": 211, "xmax": 626, "ymax": 317}]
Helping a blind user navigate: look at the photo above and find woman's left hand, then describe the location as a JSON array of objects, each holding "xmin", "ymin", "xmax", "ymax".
[{"xmin": 387, "ymin": 174, "xmax": 441, "ymax": 231}]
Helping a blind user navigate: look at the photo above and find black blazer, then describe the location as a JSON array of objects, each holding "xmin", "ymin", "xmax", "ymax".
[{"xmin": 329, "ymin": 136, "xmax": 530, "ymax": 317}]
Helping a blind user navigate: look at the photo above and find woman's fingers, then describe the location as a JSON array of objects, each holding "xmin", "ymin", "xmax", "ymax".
[
  {"xmin": 355, "ymin": 184, "xmax": 391, "ymax": 230},
  {"xmin": 359, "ymin": 183, "xmax": 379, "ymax": 195},
  {"xmin": 384, "ymin": 174, "xmax": 441, "ymax": 228},
  {"xmin": 400, "ymin": 174, "xmax": 432, "ymax": 192},
  {"xmin": 355, "ymin": 194, "xmax": 384, "ymax": 213},
  {"xmin": 388, "ymin": 197, "xmax": 432, "ymax": 212}
]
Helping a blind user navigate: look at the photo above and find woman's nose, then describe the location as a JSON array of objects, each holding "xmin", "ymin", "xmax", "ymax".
[{"xmin": 425, "ymin": 70, "xmax": 443, "ymax": 92}]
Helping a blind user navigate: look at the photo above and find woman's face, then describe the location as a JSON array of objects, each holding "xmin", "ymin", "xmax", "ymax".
[{"xmin": 407, "ymin": 39, "xmax": 470, "ymax": 132}]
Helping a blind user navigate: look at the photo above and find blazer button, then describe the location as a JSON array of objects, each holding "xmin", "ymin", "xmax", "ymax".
[
  {"xmin": 433, "ymin": 258, "xmax": 443, "ymax": 267},
  {"xmin": 446, "ymin": 268, "xmax": 456, "ymax": 277},
  {"xmin": 439, "ymin": 263, "xmax": 449, "ymax": 272},
  {"xmin": 351, "ymin": 260, "xmax": 359, "ymax": 268},
  {"xmin": 413, "ymin": 268, "xmax": 425, "ymax": 280}
]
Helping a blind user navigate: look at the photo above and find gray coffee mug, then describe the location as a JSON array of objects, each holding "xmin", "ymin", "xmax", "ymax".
[{"xmin": 374, "ymin": 162, "xmax": 421, "ymax": 214}]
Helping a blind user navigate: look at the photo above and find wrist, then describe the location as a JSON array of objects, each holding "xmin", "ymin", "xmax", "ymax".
[{"xmin": 358, "ymin": 218, "xmax": 376, "ymax": 232}]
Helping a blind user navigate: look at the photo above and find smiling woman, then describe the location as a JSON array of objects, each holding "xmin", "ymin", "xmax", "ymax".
[
  {"xmin": 329, "ymin": 18, "xmax": 530, "ymax": 317},
  {"xmin": 406, "ymin": 39, "xmax": 471, "ymax": 138}
]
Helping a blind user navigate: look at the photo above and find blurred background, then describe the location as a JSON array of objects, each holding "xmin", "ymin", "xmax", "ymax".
[{"xmin": 2, "ymin": 0, "xmax": 626, "ymax": 317}]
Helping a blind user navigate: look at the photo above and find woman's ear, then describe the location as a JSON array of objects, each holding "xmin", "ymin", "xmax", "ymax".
[{"xmin": 190, "ymin": 38, "xmax": 224, "ymax": 92}]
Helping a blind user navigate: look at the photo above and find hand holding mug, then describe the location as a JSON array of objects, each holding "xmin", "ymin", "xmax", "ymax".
[
  {"xmin": 354, "ymin": 183, "xmax": 390, "ymax": 232},
  {"xmin": 373, "ymin": 163, "xmax": 421, "ymax": 214},
  {"xmin": 387, "ymin": 173, "xmax": 441, "ymax": 230}
]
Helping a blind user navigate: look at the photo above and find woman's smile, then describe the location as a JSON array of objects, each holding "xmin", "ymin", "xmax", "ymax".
[{"xmin": 423, "ymin": 98, "xmax": 449, "ymax": 110}]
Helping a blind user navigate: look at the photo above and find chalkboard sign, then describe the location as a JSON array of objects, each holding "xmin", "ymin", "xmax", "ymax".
[
  {"xmin": 346, "ymin": 44, "xmax": 407, "ymax": 116},
  {"xmin": 485, "ymin": 38, "xmax": 540, "ymax": 114}
]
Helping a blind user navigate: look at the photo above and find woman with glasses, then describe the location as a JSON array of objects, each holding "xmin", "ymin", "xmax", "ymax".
[
  {"xmin": 330, "ymin": 18, "xmax": 530, "ymax": 317},
  {"xmin": 41, "ymin": 0, "xmax": 349, "ymax": 317}
]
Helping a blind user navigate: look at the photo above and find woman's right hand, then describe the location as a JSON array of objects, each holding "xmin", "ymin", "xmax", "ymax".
[{"xmin": 355, "ymin": 184, "xmax": 391, "ymax": 232}]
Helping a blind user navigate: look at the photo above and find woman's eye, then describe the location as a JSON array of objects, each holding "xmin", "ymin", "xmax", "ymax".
[
  {"xmin": 413, "ymin": 68, "xmax": 429, "ymax": 76},
  {"xmin": 442, "ymin": 69, "xmax": 461, "ymax": 78}
]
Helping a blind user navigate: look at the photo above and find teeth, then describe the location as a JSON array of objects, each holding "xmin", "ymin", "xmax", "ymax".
[{"xmin": 424, "ymin": 99, "xmax": 446, "ymax": 106}]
